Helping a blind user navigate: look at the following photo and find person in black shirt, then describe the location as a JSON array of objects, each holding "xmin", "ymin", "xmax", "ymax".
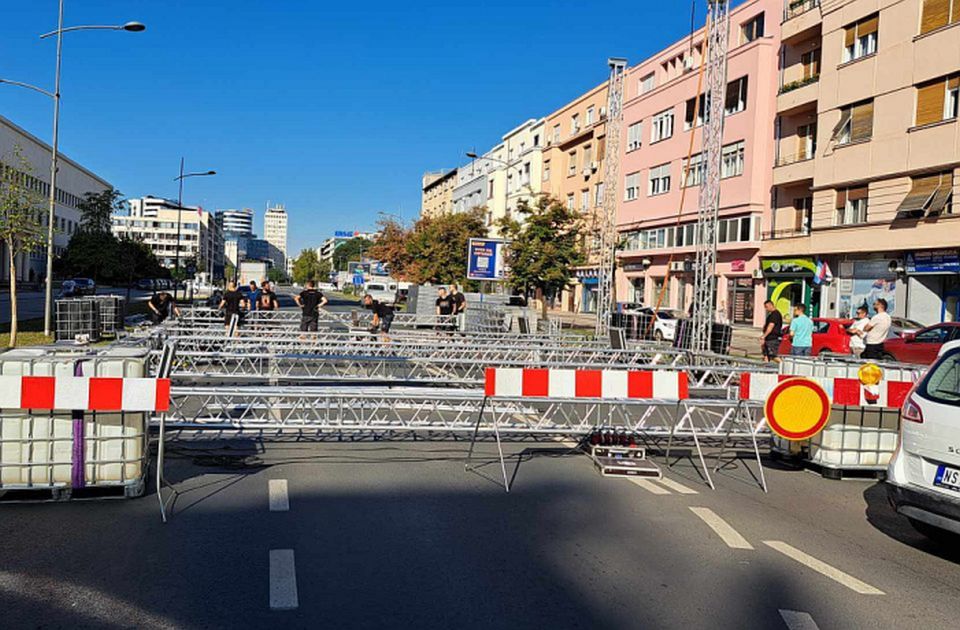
[
  {"xmin": 294, "ymin": 280, "xmax": 328, "ymax": 332},
  {"xmin": 362, "ymin": 294, "xmax": 394, "ymax": 337},
  {"xmin": 450, "ymin": 285, "xmax": 466, "ymax": 313},
  {"xmin": 760, "ymin": 300, "xmax": 784, "ymax": 363},
  {"xmin": 148, "ymin": 291, "xmax": 181, "ymax": 325},
  {"xmin": 219, "ymin": 281, "xmax": 248, "ymax": 334},
  {"xmin": 435, "ymin": 287, "xmax": 454, "ymax": 316},
  {"xmin": 259, "ymin": 280, "xmax": 279, "ymax": 311}
]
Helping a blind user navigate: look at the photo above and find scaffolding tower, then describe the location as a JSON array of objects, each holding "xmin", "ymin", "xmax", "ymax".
[
  {"xmin": 691, "ymin": 0, "xmax": 731, "ymax": 356},
  {"xmin": 595, "ymin": 57, "xmax": 628, "ymax": 338}
]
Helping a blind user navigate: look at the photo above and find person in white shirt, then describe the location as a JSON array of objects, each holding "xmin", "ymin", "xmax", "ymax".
[
  {"xmin": 862, "ymin": 298, "xmax": 892, "ymax": 359},
  {"xmin": 847, "ymin": 306, "xmax": 869, "ymax": 358}
]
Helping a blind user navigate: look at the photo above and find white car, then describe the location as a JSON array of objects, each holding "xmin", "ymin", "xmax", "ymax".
[
  {"xmin": 623, "ymin": 306, "xmax": 685, "ymax": 342},
  {"xmin": 364, "ymin": 281, "xmax": 397, "ymax": 305},
  {"xmin": 886, "ymin": 339, "xmax": 960, "ymax": 541}
]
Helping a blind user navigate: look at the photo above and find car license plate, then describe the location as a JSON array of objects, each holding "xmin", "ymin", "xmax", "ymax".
[{"xmin": 934, "ymin": 465, "xmax": 960, "ymax": 492}]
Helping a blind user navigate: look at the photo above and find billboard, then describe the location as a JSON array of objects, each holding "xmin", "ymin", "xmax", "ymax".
[{"xmin": 467, "ymin": 238, "xmax": 508, "ymax": 281}]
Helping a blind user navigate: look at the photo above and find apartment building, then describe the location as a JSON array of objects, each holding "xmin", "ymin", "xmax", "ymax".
[
  {"xmin": 113, "ymin": 197, "xmax": 225, "ymax": 283},
  {"xmin": 766, "ymin": 0, "xmax": 960, "ymax": 324},
  {"xmin": 542, "ymin": 81, "xmax": 611, "ymax": 312},
  {"xmin": 215, "ymin": 208, "xmax": 255, "ymax": 239},
  {"xmin": 615, "ymin": 0, "xmax": 780, "ymax": 326},
  {"xmin": 420, "ymin": 169, "xmax": 457, "ymax": 218},
  {"xmin": 452, "ymin": 153, "xmax": 494, "ymax": 217},
  {"xmin": 264, "ymin": 204, "xmax": 288, "ymax": 270}
]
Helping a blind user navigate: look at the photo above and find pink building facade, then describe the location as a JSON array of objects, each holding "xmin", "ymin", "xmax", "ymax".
[{"xmin": 615, "ymin": 0, "xmax": 780, "ymax": 326}]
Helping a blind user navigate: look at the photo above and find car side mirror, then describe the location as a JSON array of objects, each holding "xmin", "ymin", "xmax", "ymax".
[{"xmin": 902, "ymin": 332, "xmax": 916, "ymax": 342}]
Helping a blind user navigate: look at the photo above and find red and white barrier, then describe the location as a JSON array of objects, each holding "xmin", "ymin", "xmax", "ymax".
[
  {"xmin": 484, "ymin": 368, "xmax": 688, "ymax": 400},
  {"xmin": 738, "ymin": 373, "xmax": 913, "ymax": 409},
  {"xmin": 0, "ymin": 376, "xmax": 171, "ymax": 412}
]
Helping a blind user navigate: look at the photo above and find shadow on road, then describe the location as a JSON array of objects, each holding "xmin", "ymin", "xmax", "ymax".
[{"xmin": 862, "ymin": 482, "xmax": 960, "ymax": 564}]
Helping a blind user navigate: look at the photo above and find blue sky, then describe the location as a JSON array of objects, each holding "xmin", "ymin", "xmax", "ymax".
[{"xmin": 1, "ymin": 1, "xmax": 704, "ymax": 256}]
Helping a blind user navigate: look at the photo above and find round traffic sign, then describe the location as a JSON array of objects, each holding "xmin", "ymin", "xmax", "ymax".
[{"xmin": 764, "ymin": 377, "xmax": 830, "ymax": 441}]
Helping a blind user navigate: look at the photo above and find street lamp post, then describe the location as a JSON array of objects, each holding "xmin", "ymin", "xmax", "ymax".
[
  {"xmin": 173, "ymin": 159, "xmax": 216, "ymax": 301},
  {"xmin": 1, "ymin": 2, "xmax": 144, "ymax": 337}
]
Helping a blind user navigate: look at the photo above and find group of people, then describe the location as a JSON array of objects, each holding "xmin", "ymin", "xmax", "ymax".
[
  {"xmin": 215, "ymin": 279, "xmax": 329, "ymax": 334},
  {"xmin": 760, "ymin": 297, "xmax": 893, "ymax": 362},
  {"xmin": 434, "ymin": 286, "xmax": 467, "ymax": 318}
]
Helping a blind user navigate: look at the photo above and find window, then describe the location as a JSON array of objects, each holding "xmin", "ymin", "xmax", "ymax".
[
  {"xmin": 552, "ymin": 124, "xmax": 561, "ymax": 143},
  {"xmin": 801, "ymin": 49, "xmax": 821, "ymax": 81},
  {"xmin": 567, "ymin": 151, "xmax": 577, "ymax": 176},
  {"xmin": 843, "ymin": 14, "xmax": 878, "ymax": 63},
  {"xmin": 651, "ymin": 109, "xmax": 674, "ymax": 142},
  {"xmin": 581, "ymin": 189, "xmax": 590, "ymax": 211},
  {"xmin": 832, "ymin": 100, "xmax": 874, "ymax": 144},
  {"xmin": 488, "ymin": 179, "xmax": 494, "ymax": 198},
  {"xmin": 797, "ymin": 123, "xmax": 817, "ymax": 160},
  {"xmin": 682, "ymin": 153, "xmax": 705, "ymax": 187},
  {"xmin": 571, "ymin": 114, "xmax": 580, "ymax": 135},
  {"xmin": 721, "ymin": 141, "xmax": 745, "ymax": 178},
  {"xmin": 895, "ymin": 171, "xmax": 954, "ymax": 219},
  {"xmin": 640, "ymin": 73, "xmax": 656, "ymax": 94},
  {"xmin": 594, "ymin": 183, "xmax": 604, "ymax": 206},
  {"xmin": 624, "ymin": 172, "xmax": 641, "ymax": 201},
  {"xmin": 522, "ymin": 162, "xmax": 531, "ymax": 187},
  {"xmin": 920, "ymin": 0, "xmax": 960, "ymax": 35},
  {"xmin": 653, "ymin": 277, "xmax": 671, "ymax": 306},
  {"xmin": 648, "ymin": 163, "xmax": 671, "ymax": 196},
  {"xmin": 793, "ymin": 197, "xmax": 813, "ymax": 234},
  {"xmin": 684, "ymin": 95, "xmax": 708, "ymax": 129},
  {"xmin": 725, "ymin": 76, "xmax": 748, "ymax": 115},
  {"xmin": 836, "ymin": 186, "xmax": 869, "ymax": 225},
  {"xmin": 917, "ymin": 345, "xmax": 960, "ymax": 408},
  {"xmin": 543, "ymin": 161, "xmax": 551, "ymax": 182},
  {"xmin": 586, "ymin": 106, "xmax": 596, "ymax": 125},
  {"xmin": 583, "ymin": 145, "xmax": 593, "ymax": 171},
  {"xmin": 627, "ymin": 121, "xmax": 643, "ymax": 151},
  {"xmin": 916, "ymin": 74, "xmax": 960, "ymax": 126},
  {"xmin": 566, "ymin": 193, "xmax": 575, "ymax": 208},
  {"xmin": 533, "ymin": 134, "xmax": 540, "ymax": 147},
  {"xmin": 741, "ymin": 13, "xmax": 765, "ymax": 43}
]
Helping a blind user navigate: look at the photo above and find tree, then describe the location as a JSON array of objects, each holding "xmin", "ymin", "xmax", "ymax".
[
  {"xmin": 267, "ymin": 267, "xmax": 287, "ymax": 284},
  {"xmin": 0, "ymin": 146, "xmax": 47, "ymax": 346},
  {"xmin": 404, "ymin": 208, "xmax": 487, "ymax": 284},
  {"xmin": 332, "ymin": 237, "xmax": 372, "ymax": 272},
  {"xmin": 291, "ymin": 248, "xmax": 321, "ymax": 284},
  {"xmin": 368, "ymin": 215, "xmax": 412, "ymax": 280},
  {"xmin": 77, "ymin": 188, "xmax": 125, "ymax": 235},
  {"xmin": 497, "ymin": 196, "xmax": 585, "ymax": 317}
]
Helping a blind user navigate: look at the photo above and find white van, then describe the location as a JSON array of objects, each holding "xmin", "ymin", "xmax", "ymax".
[{"xmin": 365, "ymin": 281, "xmax": 398, "ymax": 305}]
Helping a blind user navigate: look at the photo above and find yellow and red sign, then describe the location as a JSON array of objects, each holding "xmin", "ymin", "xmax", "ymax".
[{"xmin": 764, "ymin": 377, "xmax": 831, "ymax": 441}]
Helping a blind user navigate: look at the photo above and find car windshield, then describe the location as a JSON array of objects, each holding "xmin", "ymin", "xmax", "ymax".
[
  {"xmin": 918, "ymin": 347, "xmax": 960, "ymax": 407},
  {"xmin": 367, "ymin": 284, "xmax": 385, "ymax": 291},
  {"xmin": 893, "ymin": 317, "xmax": 923, "ymax": 329}
]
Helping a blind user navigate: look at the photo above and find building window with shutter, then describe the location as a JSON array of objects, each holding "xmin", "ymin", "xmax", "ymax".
[
  {"xmin": 725, "ymin": 76, "xmax": 748, "ymax": 115},
  {"xmin": 624, "ymin": 172, "xmax": 640, "ymax": 201},
  {"xmin": 835, "ymin": 186, "xmax": 869, "ymax": 225},
  {"xmin": 842, "ymin": 14, "xmax": 879, "ymax": 63},
  {"xmin": 801, "ymin": 49, "xmax": 821, "ymax": 81},
  {"xmin": 915, "ymin": 74, "xmax": 960, "ymax": 126},
  {"xmin": 627, "ymin": 121, "xmax": 643, "ymax": 151},
  {"xmin": 741, "ymin": 13, "xmax": 765, "ymax": 43},
  {"xmin": 685, "ymin": 94, "xmax": 708, "ymax": 130},
  {"xmin": 832, "ymin": 100, "xmax": 874, "ymax": 144},
  {"xmin": 920, "ymin": 0, "xmax": 960, "ymax": 35},
  {"xmin": 567, "ymin": 151, "xmax": 577, "ymax": 177},
  {"xmin": 894, "ymin": 172, "xmax": 954, "ymax": 219},
  {"xmin": 721, "ymin": 141, "xmax": 746, "ymax": 178},
  {"xmin": 648, "ymin": 163, "xmax": 671, "ymax": 196},
  {"xmin": 651, "ymin": 109, "xmax": 674, "ymax": 142}
]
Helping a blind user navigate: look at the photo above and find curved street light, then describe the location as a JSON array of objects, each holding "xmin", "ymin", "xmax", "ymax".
[
  {"xmin": 0, "ymin": 2, "xmax": 144, "ymax": 337},
  {"xmin": 172, "ymin": 160, "xmax": 217, "ymax": 300}
]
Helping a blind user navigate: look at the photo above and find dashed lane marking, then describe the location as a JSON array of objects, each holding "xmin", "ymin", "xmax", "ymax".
[
  {"xmin": 656, "ymin": 476, "xmax": 699, "ymax": 494},
  {"xmin": 269, "ymin": 549, "xmax": 299, "ymax": 610},
  {"xmin": 269, "ymin": 479, "xmax": 290, "ymax": 512},
  {"xmin": 628, "ymin": 478, "xmax": 672, "ymax": 495},
  {"xmin": 764, "ymin": 541, "xmax": 885, "ymax": 595},
  {"xmin": 689, "ymin": 507, "xmax": 754, "ymax": 549},
  {"xmin": 779, "ymin": 610, "xmax": 821, "ymax": 630}
]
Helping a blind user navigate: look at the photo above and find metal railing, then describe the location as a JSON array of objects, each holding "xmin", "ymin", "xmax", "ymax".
[{"xmin": 783, "ymin": 0, "xmax": 819, "ymax": 22}]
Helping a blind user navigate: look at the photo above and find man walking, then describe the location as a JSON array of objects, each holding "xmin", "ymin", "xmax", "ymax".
[
  {"xmin": 759, "ymin": 300, "xmax": 783, "ymax": 363},
  {"xmin": 861, "ymin": 298, "xmax": 892, "ymax": 360},
  {"xmin": 294, "ymin": 280, "xmax": 328, "ymax": 332},
  {"xmin": 450, "ymin": 284, "xmax": 467, "ymax": 331},
  {"xmin": 788, "ymin": 304, "xmax": 814, "ymax": 356},
  {"xmin": 219, "ymin": 281, "xmax": 247, "ymax": 336}
]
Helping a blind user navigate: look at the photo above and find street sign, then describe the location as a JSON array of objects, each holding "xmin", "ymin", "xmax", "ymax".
[
  {"xmin": 764, "ymin": 377, "xmax": 830, "ymax": 441},
  {"xmin": 467, "ymin": 238, "xmax": 508, "ymax": 281}
]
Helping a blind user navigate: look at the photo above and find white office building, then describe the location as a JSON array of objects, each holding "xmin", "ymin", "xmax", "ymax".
[
  {"xmin": 264, "ymin": 204, "xmax": 288, "ymax": 270},
  {"xmin": 216, "ymin": 208, "xmax": 254, "ymax": 238}
]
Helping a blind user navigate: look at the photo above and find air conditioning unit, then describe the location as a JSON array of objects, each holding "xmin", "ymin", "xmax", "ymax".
[
  {"xmin": 751, "ymin": 269, "xmax": 764, "ymax": 279},
  {"xmin": 582, "ymin": 167, "xmax": 593, "ymax": 177},
  {"xmin": 683, "ymin": 57, "xmax": 694, "ymax": 72},
  {"xmin": 590, "ymin": 161, "xmax": 599, "ymax": 172},
  {"xmin": 669, "ymin": 261, "xmax": 685, "ymax": 272}
]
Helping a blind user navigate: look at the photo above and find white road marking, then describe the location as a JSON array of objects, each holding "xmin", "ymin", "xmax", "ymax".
[
  {"xmin": 779, "ymin": 609, "xmax": 821, "ymax": 630},
  {"xmin": 269, "ymin": 549, "xmax": 299, "ymax": 610},
  {"xmin": 656, "ymin": 477, "xmax": 699, "ymax": 494},
  {"xmin": 628, "ymin": 478, "xmax": 672, "ymax": 495},
  {"xmin": 689, "ymin": 507, "xmax": 754, "ymax": 549},
  {"xmin": 764, "ymin": 541, "xmax": 885, "ymax": 595},
  {"xmin": 269, "ymin": 479, "xmax": 290, "ymax": 512}
]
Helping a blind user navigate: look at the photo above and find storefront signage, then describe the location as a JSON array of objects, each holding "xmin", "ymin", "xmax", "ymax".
[
  {"xmin": 761, "ymin": 257, "xmax": 816, "ymax": 276},
  {"xmin": 731, "ymin": 259, "xmax": 746, "ymax": 272},
  {"xmin": 467, "ymin": 238, "xmax": 509, "ymax": 281},
  {"xmin": 621, "ymin": 263, "xmax": 647, "ymax": 272},
  {"xmin": 905, "ymin": 250, "xmax": 960, "ymax": 274}
]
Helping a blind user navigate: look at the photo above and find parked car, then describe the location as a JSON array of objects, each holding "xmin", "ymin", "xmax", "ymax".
[
  {"xmin": 889, "ymin": 316, "xmax": 924, "ymax": 340},
  {"xmin": 778, "ymin": 317, "xmax": 855, "ymax": 356},
  {"xmin": 886, "ymin": 339, "xmax": 960, "ymax": 541},
  {"xmin": 136, "ymin": 278, "xmax": 155, "ymax": 291},
  {"xmin": 881, "ymin": 323, "xmax": 960, "ymax": 364},
  {"xmin": 365, "ymin": 281, "xmax": 398, "ymax": 305},
  {"xmin": 71, "ymin": 277, "xmax": 96, "ymax": 295},
  {"xmin": 58, "ymin": 280, "xmax": 79, "ymax": 298},
  {"xmin": 622, "ymin": 307, "xmax": 685, "ymax": 342}
]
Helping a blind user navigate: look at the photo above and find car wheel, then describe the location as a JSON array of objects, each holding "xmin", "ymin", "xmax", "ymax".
[
  {"xmin": 818, "ymin": 348, "xmax": 831, "ymax": 357},
  {"xmin": 880, "ymin": 353, "xmax": 896, "ymax": 362},
  {"xmin": 908, "ymin": 518, "xmax": 960, "ymax": 543},
  {"xmin": 654, "ymin": 330, "xmax": 664, "ymax": 342}
]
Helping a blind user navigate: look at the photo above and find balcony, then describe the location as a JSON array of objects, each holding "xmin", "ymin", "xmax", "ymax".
[
  {"xmin": 773, "ymin": 153, "xmax": 815, "ymax": 185},
  {"xmin": 777, "ymin": 76, "xmax": 819, "ymax": 113},
  {"xmin": 764, "ymin": 226, "xmax": 811, "ymax": 241},
  {"xmin": 782, "ymin": 0, "xmax": 821, "ymax": 42}
]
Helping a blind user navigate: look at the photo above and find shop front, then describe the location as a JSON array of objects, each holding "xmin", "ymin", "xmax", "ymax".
[
  {"xmin": 904, "ymin": 249, "xmax": 960, "ymax": 324},
  {"xmin": 577, "ymin": 271, "xmax": 598, "ymax": 313},
  {"xmin": 762, "ymin": 257, "xmax": 820, "ymax": 321},
  {"xmin": 834, "ymin": 259, "xmax": 898, "ymax": 319}
]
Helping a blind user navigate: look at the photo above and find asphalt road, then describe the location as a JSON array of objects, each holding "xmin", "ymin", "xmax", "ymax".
[
  {"xmin": 1, "ymin": 440, "xmax": 959, "ymax": 629},
  {"xmin": 0, "ymin": 286, "xmax": 152, "ymax": 325}
]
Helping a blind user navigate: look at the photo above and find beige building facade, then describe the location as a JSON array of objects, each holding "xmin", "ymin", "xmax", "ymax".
[
  {"xmin": 420, "ymin": 169, "xmax": 457, "ymax": 218},
  {"xmin": 767, "ymin": 0, "xmax": 960, "ymax": 324}
]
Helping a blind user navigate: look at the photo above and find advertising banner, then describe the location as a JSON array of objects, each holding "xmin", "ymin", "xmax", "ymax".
[{"xmin": 467, "ymin": 238, "xmax": 508, "ymax": 281}]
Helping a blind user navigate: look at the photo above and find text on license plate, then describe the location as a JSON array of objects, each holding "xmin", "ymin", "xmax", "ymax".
[{"xmin": 934, "ymin": 465, "xmax": 960, "ymax": 491}]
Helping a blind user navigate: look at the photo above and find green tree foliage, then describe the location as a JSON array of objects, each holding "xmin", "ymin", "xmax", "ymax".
[
  {"xmin": 267, "ymin": 267, "xmax": 287, "ymax": 284},
  {"xmin": 0, "ymin": 145, "xmax": 46, "ymax": 346},
  {"xmin": 497, "ymin": 196, "xmax": 585, "ymax": 316},
  {"xmin": 367, "ymin": 215, "xmax": 412, "ymax": 280},
  {"xmin": 291, "ymin": 248, "xmax": 323, "ymax": 284},
  {"xmin": 77, "ymin": 188, "xmax": 125, "ymax": 235},
  {"xmin": 403, "ymin": 208, "xmax": 487, "ymax": 284},
  {"xmin": 332, "ymin": 237, "xmax": 372, "ymax": 272}
]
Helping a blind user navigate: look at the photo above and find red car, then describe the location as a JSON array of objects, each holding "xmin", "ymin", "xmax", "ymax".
[
  {"xmin": 881, "ymin": 323, "xmax": 960, "ymax": 364},
  {"xmin": 778, "ymin": 317, "xmax": 854, "ymax": 357}
]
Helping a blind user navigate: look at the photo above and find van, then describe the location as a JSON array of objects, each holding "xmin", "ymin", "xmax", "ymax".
[{"xmin": 365, "ymin": 281, "xmax": 397, "ymax": 305}]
